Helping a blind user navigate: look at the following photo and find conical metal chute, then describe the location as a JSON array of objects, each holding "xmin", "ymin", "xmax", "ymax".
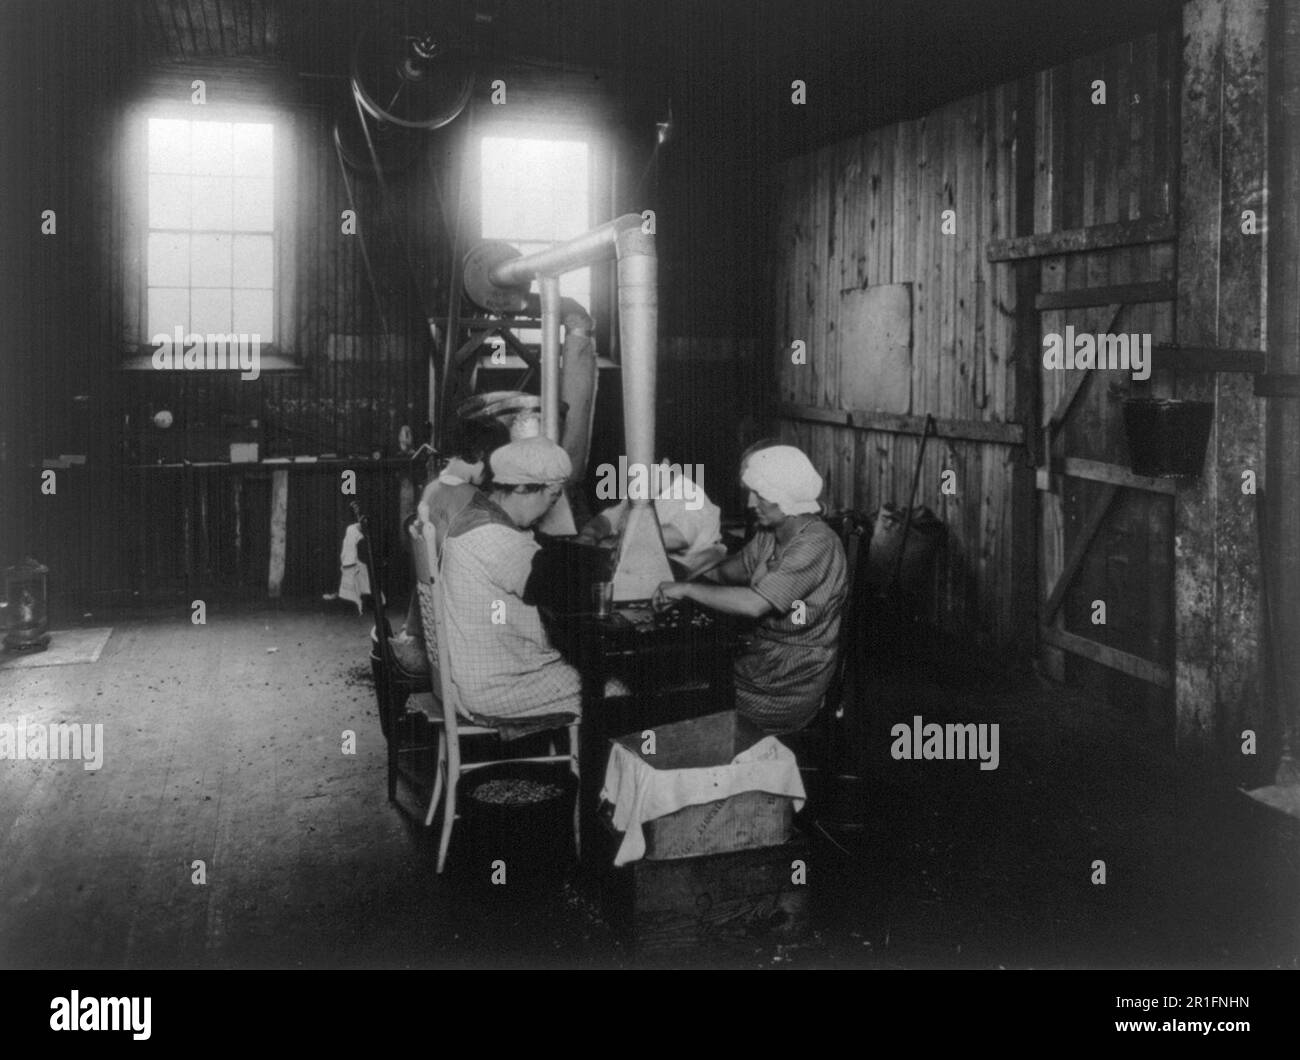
[{"xmin": 469, "ymin": 214, "xmax": 673, "ymax": 600}]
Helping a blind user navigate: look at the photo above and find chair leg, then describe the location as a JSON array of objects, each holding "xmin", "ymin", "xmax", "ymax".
[
  {"xmin": 386, "ymin": 703, "xmax": 401, "ymax": 803},
  {"xmin": 372, "ymin": 655, "xmax": 390, "ymax": 741},
  {"xmin": 386, "ymin": 688, "xmax": 412, "ymax": 803},
  {"xmin": 568, "ymin": 723, "xmax": 581, "ymax": 860},
  {"xmin": 436, "ymin": 735, "xmax": 461, "ymax": 874},
  {"xmin": 425, "ymin": 730, "xmax": 446, "ymax": 827}
]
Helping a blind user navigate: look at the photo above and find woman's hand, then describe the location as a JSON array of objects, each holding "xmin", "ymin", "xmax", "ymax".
[
  {"xmin": 575, "ymin": 513, "xmax": 611, "ymax": 548},
  {"xmin": 652, "ymin": 580, "xmax": 689, "ymax": 611}
]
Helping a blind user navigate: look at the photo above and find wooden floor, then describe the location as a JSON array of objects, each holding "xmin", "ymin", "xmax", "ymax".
[
  {"xmin": 0, "ymin": 603, "xmax": 618, "ymax": 969},
  {"xmin": 1, "ymin": 601, "xmax": 1297, "ymax": 969}
]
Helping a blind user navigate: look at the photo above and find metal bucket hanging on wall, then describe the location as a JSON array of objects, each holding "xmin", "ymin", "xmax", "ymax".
[
  {"xmin": 4, "ymin": 558, "xmax": 51, "ymax": 653},
  {"xmin": 1121, "ymin": 398, "xmax": 1215, "ymax": 479}
]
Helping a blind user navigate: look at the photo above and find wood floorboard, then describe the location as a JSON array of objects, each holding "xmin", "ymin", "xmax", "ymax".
[{"xmin": 0, "ymin": 603, "xmax": 1295, "ymax": 969}]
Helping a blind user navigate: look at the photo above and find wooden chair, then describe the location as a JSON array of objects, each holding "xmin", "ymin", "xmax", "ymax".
[
  {"xmin": 417, "ymin": 518, "xmax": 581, "ymax": 874},
  {"xmin": 786, "ymin": 512, "xmax": 869, "ymax": 800},
  {"xmin": 354, "ymin": 505, "xmax": 437, "ymax": 804}
]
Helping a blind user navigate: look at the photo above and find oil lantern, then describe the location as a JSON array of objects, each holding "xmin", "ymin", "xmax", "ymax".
[{"xmin": 4, "ymin": 558, "xmax": 51, "ymax": 653}]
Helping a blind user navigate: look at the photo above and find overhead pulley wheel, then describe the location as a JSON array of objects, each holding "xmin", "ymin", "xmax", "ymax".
[{"xmin": 350, "ymin": 23, "xmax": 474, "ymax": 131}]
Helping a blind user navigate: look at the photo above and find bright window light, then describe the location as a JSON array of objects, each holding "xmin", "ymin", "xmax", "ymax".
[
  {"xmin": 146, "ymin": 118, "xmax": 275, "ymax": 343},
  {"xmin": 480, "ymin": 134, "xmax": 591, "ymax": 340}
]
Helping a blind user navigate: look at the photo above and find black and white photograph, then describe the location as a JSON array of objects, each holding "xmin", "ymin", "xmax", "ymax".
[{"xmin": 0, "ymin": 0, "xmax": 1296, "ymax": 1016}]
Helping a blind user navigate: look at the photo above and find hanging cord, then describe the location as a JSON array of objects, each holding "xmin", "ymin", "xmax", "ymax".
[
  {"xmin": 438, "ymin": 101, "xmax": 475, "ymax": 445},
  {"xmin": 353, "ymin": 85, "xmax": 440, "ymax": 328},
  {"xmin": 352, "ymin": 74, "xmax": 474, "ymax": 450},
  {"xmin": 332, "ymin": 123, "xmax": 392, "ymax": 335}
]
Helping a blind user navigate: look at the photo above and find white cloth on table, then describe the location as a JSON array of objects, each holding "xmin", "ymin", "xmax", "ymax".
[{"xmin": 600, "ymin": 735, "xmax": 806, "ymax": 866}]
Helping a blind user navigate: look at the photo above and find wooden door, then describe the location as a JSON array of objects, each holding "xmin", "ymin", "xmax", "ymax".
[{"xmin": 995, "ymin": 31, "xmax": 1182, "ymax": 730}]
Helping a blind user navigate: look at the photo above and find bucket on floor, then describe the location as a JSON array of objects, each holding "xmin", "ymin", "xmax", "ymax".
[
  {"xmin": 454, "ymin": 761, "xmax": 578, "ymax": 894},
  {"xmin": 1122, "ymin": 398, "xmax": 1214, "ymax": 479}
]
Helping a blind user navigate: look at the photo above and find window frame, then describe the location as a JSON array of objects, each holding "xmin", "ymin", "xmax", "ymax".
[
  {"xmin": 126, "ymin": 100, "xmax": 296, "ymax": 363},
  {"xmin": 471, "ymin": 120, "xmax": 607, "ymax": 352}
]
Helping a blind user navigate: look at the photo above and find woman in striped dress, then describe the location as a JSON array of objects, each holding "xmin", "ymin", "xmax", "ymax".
[{"xmin": 654, "ymin": 445, "xmax": 847, "ymax": 734}]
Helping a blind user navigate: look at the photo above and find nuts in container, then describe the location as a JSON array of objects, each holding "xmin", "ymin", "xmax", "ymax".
[{"xmin": 471, "ymin": 777, "xmax": 564, "ymax": 806}]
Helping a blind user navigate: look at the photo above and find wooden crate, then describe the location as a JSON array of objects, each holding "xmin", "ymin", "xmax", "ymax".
[
  {"xmin": 643, "ymin": 790, "xmax": 794, "ymax": 861},
  {"xmin": 610, "ymin": 710, "xmax": 798, "ymax": 860},
  {"xmin": 603, "ymin": 834, "xmax": 811, "ymax": 955}
]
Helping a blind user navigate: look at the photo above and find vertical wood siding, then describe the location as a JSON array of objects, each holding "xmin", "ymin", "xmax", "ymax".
[{"xmin": 773, "ymin": 30, "xmax": 1183, "ymax": 656}]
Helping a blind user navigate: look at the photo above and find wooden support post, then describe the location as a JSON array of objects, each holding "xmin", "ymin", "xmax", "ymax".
[
  {"xmin": 268, "ymin": 469, "xmax": 288, "ymax": 599},
  {"xmin": 1176, "ymin": 0, "xmax": 1271, "ymax": 773},
  {"xmin": 1012, "ymin": 75, "xmax": 1042, "ymax": 656},
  {"xmin": 1036, "ymin": 65, "xmax": 1067, "ymax": 681},
  {"xmin": 1266, "ymin": 0, "xmax": 1300, "ymax": 776},
  {"xmin": 232, "ymin": 475, "xmax": 242, "ymax": 582},
  {"xmin": 1175, "ymin": 0, "xmax": 1228, "ymax": 763}
]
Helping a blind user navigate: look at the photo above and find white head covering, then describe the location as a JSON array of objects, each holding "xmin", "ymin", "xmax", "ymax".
[
  {"xmin": 489, "ymin": 436, "xmax": 572, "ymax": 485},
  {"xmin": 507, "ymin": 409, "xmax": 542, "ymax": 440},
  {"xmin": 741, "ymin": 445, "xmax": 822, "ymax": 516}
]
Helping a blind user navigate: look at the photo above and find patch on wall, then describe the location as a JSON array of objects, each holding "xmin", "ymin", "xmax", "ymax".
[{"xmin": 838, "ymin": 283, "xmax": 912, "ymax": 414}]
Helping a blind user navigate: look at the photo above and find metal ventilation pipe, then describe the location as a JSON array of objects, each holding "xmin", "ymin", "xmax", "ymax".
[
  {"xmin": 558, "ymin": 298, "xmax": 598, "ymax": 482},
  {"xmin": 483, "ymin": 213, "xmax": 673, "ymax": 600}
]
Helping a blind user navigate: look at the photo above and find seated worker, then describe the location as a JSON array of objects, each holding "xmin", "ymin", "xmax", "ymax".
[
  {"xmin": 654, "ymin": 444, "xmax": 847, "ymax": 734},
  {"xmin": 395, "ymin": 418, "xmax": 511, "ymax": 673},
  {"xmin": 416, "ymin": 417, "xmax": 511, "ymax": 544},
  {"xmin": 574, "ymin": 460, "xmax": 726, "ymax": 578},
  {"xmin": 438, "ymin": 436, "xmax": 584, "ymax": 725}
]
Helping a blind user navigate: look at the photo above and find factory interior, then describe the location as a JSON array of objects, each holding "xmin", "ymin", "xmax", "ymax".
[{"xmin": 1, "ymin": 0, "xmax": 1298, "ymax": 973}]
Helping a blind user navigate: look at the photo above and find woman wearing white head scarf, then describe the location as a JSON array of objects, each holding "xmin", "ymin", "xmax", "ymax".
[
  {"xmin": 438, "ymin": 437, "xmax": 584, "ymax": 724},
  {"xmin": 655, "ymin": 444, "xmax": 848, "ymax": 733}
]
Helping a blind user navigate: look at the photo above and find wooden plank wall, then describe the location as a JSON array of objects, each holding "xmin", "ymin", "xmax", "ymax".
[
  {"xmin": 772, "ymin": 83, "xmax": 1023, "ymax": 652},
  {"xmin": 771, "ymin": 26, "xmax": 1196, "ymax": 660}
]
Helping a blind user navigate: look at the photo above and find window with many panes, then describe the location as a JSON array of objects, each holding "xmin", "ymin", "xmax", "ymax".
[
  {"xmin": 146, "ymin": 118, "xmax": 275, "ymax": 345},
  {"xmin": 479, "ymin": 133, "xmax": 591, "ymax": 344}
]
